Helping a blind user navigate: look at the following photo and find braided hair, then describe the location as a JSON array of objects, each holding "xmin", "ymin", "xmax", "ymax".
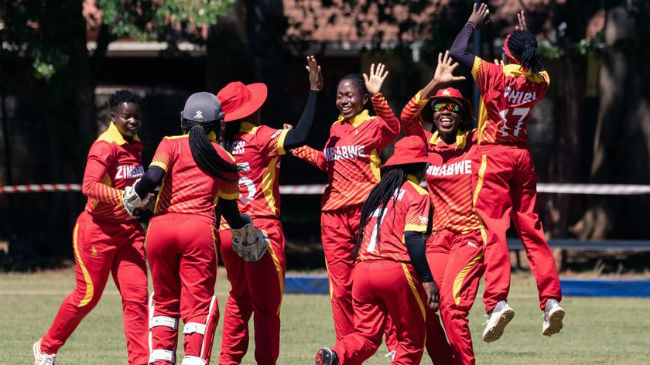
[
  {"xmin": 183, "ymin": 120, "xmax": 238, "ymax": 182},
  {"xmin": 109, "ymin": 89, "xmax": 140, "ymax": 110},
  {"xmin": 506, "ymin": 30, "xmax": 544, "ymax": 73},
  {"xmin": 355, "ymin": 163, "xmax": 426, "ymax": 255}
]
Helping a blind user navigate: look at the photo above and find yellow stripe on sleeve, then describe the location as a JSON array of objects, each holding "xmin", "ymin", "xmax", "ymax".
[
  {"xmin": 218, "ymin": 191, "xmax": 240, "ymax": 200},
  {"xmin": 149, "ymin": 161, "xmax": 168, "ymax": 172},
  {"xmin": 404, "ymin": 224, "xmax": 427, "ymax": 232},
  {"xmin": 276, "ymin": 129, "xmax": 290, "ymax": 155},
  {"xmin": 471, "ymin": 56, "xmax": 482, "ymax": 80}
]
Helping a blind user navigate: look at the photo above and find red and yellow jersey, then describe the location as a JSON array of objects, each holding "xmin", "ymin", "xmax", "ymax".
[
  {"xmin": 222, "ymin": 122, "xmax": 289, "ymax": 220},
  {"xmin": 472, "ymin": 56, "xmax": 549, "ymax": 145},
  {"xmin": 291, "ymin": 93, "xmax": 400, "ymax": 212},
  {"xmin": 150, "ymin": 133, "xmax": 239, "ymax": 220},
  {"xmin": 356, "ymin": 176, "xmax": 430, "ymax": 263},
  {"xmin": 401, "ymin": 92, "xmax": 481, "ymax": 234},
  {"xmin": 82, "ymin": 122, "xmax": 144, "ymax": 222}
]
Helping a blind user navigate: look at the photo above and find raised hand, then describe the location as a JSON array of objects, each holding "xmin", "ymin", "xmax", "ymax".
[
  {"xmin": 305, "ymin": 55, "xmax": 323, "ymax": 91},
  {"xmin": 363, "ymin": 63, "xmax": 389, "ymax": 96},
  {"xmin": 433, "ymin": 51, "xmax": 466, "ymax": 87},
  {"xmin": 515, "ymin": 10, "xmax": 528, "ymax": 31},
  {"xmin": 467, "ymin": 2, "xmax": 490, "ymax": 29}
]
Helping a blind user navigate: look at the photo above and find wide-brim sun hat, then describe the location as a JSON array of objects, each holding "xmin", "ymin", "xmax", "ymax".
[
  {"xmin": 217, "ymin": 81, "xmax": 268, "ymax": 122},
  {"xmin": 383, "ymin": 136, "xmax": 441, "ymax": 167}
]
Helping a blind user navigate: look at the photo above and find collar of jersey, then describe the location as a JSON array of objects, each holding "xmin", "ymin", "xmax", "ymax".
[
  {"xmin": 337, "ymin": 109, "xmax": 371, "ymax": 127},
  {"xmin": 239, "ymin": 121, "xmax": 261, "ymax": 134},
  {"xmin": 106, "ymin": 122, "xmax": 140, "ymax": 145},
  {"xmin": 406, "ymin": 174, "xmax": 420, "ymax": 185},
  {"xmin": 503, "ymin": 64, "xmax": 547, "ymax": 83},
  {"xmin": 429, "ymin": 130, "xmax": 467, "ymax": 150}
]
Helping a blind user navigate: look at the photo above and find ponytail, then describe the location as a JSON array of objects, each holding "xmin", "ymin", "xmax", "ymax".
[
  {"xmin": 506, "ymin": 30, "xmax": 544, "ymax": 73},
  {"xmin": 188, "ymin": 123, "xmax": 238, "ymax": 182}
]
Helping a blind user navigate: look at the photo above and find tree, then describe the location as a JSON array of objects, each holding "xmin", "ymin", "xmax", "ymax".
[{"xmin": 0, "ymin": 0, "xmax": 234, "ymax": 238}]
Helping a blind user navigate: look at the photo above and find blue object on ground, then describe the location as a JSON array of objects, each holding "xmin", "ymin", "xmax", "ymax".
[{"xmin": 283, "ymin": 275, "xmax": 650, "ymax": 297}]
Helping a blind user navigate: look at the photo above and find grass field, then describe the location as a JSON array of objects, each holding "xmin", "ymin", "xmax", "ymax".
[{"xmin": 1, "ymin": 268, "xmax": 649, "ymax": 365}]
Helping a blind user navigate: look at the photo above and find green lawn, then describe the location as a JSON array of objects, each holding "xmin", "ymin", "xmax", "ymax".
[{"xmin": 1, "ymin": 269, "xmax": 649, "ymax": 365}]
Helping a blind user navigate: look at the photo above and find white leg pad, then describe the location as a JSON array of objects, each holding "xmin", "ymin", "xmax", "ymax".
[
  {"xmin": 183, "ymin": 322, "xmax": 206, "ymax": 335},
  {"xmin": 180, "ymin": 355, "xmax": 206, "ymax": 365},
  {"xmin": 150, "ymin": 349, "xmax": 175, "ymax": 364},
  {"xmin": 151, "ymin": 316, "xmax": 179, "ymax": 330}
]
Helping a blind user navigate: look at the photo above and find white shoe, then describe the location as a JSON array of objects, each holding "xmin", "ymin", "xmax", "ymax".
[
  {"xmin": 384, "ymin": 350, "xmax": 396, "ymax": 361},
  {"xmin": 33, "ymin": 340, "xmax": 56, "ymax": 365},
  {"xmin": 482, "ymin": 300, "xmax": 515, "ymax": 342},
  {"xmin": 542, "ymin": 299, "xmax": 565, "ymax": 336}
]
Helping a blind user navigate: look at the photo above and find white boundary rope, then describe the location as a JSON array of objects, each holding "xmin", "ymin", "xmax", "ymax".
[{"xmin": 1, "ymin": 183, "xmax": 650, "ymax": 195}]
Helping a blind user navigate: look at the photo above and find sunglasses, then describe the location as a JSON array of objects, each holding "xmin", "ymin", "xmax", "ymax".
[{"xmin": 433, "ymin": 102, "xmax": 461, "ymax": 112}]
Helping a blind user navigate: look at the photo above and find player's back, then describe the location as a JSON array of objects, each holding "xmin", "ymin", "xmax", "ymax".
[
  {"xmin": 223, "ymin": 123, "xmax": 288, "ymax": 219},
  {"xmin": 473, "ymin": 58, "xmax": 549, "ymax": 145},
  {"xmin": 357, "ymin": 177, "xmax": 430, "ymax": 263},
  {"xmin": 152, "ymin": 135, "xmax": 238, "ymax": 220}
]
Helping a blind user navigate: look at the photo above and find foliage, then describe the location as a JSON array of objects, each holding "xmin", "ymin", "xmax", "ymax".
[
  {"xmin": 0, "ymin": 0, "xmax": 235, "ymax": 80},
  {"xmin": 98, "ymin": 0, "xmax": 235, "ymax": 43}
]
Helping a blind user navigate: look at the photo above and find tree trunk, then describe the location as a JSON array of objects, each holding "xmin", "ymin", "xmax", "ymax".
[{"xmin": 572, "ymin": 4, "xmax": 650, "ymax": 239}]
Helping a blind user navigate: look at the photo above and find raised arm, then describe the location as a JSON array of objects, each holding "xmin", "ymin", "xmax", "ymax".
[
  {"xmin": 364, "ymin": 63, "xmax": 400, "ymax": 148},
  {"xmin": 402, "ymin": 51, "xmax": 466, "ymax": 140},
  {"xmin": 283, "ymin": 55, "xmax": 323, "ymax": 151},
  {"xmin": 449, "ymin": 2, "xmax": 490, "ymax": 69}
]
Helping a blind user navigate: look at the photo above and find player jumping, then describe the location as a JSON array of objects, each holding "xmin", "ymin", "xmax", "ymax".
[{"xmin": 449, "ymin": 3, "xmax": 565, "ymax": 342}]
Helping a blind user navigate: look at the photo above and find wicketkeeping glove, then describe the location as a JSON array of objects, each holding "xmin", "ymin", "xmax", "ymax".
[
  {"xmin": 230, "ymin": 223, "xmax": 269, "ymax": 262},
  {"xmin": 122, "ymin": 178, "xmax": 143, "ymax": 216}
]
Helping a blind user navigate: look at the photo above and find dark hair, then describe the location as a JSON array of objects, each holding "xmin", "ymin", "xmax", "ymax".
[
  {"xmin": 338, "ymin": 74, "xmax": 369, "ymax": 98},
  {"xmin": 222, "ymin": 121, "xmax": 242, "ymax": 144},
  {"xmin": 507, "ymin": 30, "xmax": 544, "ymax": 73},
  {"xmin": 109, "ymin": 89, "xmax": 141, "ymax": 110},
  {"xmin": 355, "ymin": 163, "xmax": 425, "ymax": 255},
  {"xmin": 185, "ymin": 121, "xmax": 238, "ymax": 182}
]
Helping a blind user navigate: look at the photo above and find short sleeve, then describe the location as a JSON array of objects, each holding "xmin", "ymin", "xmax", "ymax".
[
  {"xmin": 265, "ymin": 128, "xmax": 290, "ymax": 156},
  {"xmin": 150, "ymin": 138, "xmax": 175, "ymax": 172},
  {"xmin": 471, "ymin": 56, "xmax": 502, "ymax": 96},
  {"xmin": 404, "ymin": 191, "xmax": 430, "ymax": 233}
]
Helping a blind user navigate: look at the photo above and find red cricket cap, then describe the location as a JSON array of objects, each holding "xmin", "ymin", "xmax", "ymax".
[
  {"xmin": 430, "ymin": 87, "xmax": 474, "ymax": 118},
  {"xmin": 384, "ymin": 136, "xmax": 440, "ymax": 167},
  {"xmin": 217, "ymin": 81, "xmax": 268, "ymax": 122}
]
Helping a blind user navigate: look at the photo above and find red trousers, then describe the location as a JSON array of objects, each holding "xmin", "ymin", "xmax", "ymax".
[
  {"xmin": 146, "ymin": 213, "xmax": 220, "ymax": 365},
  {"xmin": 472, "ymin": 144, "xmax": 562, "ymax": 312},
  {"xmin": 41, "ymin": 211, "xmax": 148, "ymax": 365},
  {"xmin": 218, "ymin": 218, "xmax": 286, "ymax": 365},
  {"xmin": 331, "ymin": 261, "xmax": 427, "ymax": 365},
  {"xmin": 321, "ymin": 205, "xmax": 362, "ymax": 340},
  {"xmin": 427, "ymin": 230, "xmax": 485, "ymax": 365}
]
